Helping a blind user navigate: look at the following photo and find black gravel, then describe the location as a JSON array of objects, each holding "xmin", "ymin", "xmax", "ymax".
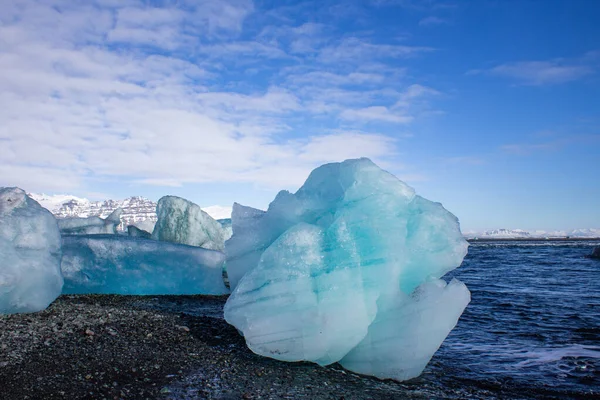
[{"xmin": 0, "ymin": 295, "xmax": 536, "ymax": 400}]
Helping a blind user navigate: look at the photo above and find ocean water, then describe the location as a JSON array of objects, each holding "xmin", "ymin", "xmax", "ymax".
[{"xmin": 422, "ymin": 240, "xmax": 600, "ymax": 398}]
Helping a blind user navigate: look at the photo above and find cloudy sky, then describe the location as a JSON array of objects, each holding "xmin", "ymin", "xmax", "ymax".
[{"xmin": 1, "ymin": 0, "xmax": 599, "ymax": 231}]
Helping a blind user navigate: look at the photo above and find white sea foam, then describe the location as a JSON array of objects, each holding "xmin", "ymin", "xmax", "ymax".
[{"xmin": 513, "ymin": 345, "xmax": 600, "ymax": 367}]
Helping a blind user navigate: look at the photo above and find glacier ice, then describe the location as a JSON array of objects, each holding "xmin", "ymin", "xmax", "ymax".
[
  {"xmin": 127, "ymin": 225, "xmax": 152, "ymax": 239},
  {"xmin": 339, "ymin": 278, "xmax": 470, "ymax": 381},
  {"xmin": 223, "ymin": 158, "xmax": 469, "ymax": 380},
  {"xmin": 223, "ymin": 203, "xmax": 268, "ymax": 290},
  {"xmin": 131, "ymin": 218, "xmax": 156, "ymax": 234},
  {"xmin": 61, "ymin": 235, "xmax": 228, "ymax": 295},
  {"xmin": 152, "ymin": 196, "xmax": 226, "ymax": 251},
  {"xmin": 218, "ymin": 218, "xmax": 233, "ymax": 241},
  {"xmin": 58, "ymin": 208, "xmax": 122, "ymax": 235},
  {"xmin": 0, "ymin": 188, "xmax": 63, "ymax": 314}
]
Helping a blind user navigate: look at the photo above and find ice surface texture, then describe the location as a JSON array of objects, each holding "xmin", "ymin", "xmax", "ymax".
[
  {"xmin": 218, "ymin": 218, "xmax": 233, "ymax": 241},
  {"xmin": 58, "ymin": 208, "xmax": 122, "ymax": 235},
  {"xmin": 127, "ymin": 225, "xmax": 152, "ymax": 239},
  {"xmin": 0, "ymin": 188, "xmax": 63, "ymax": 314},
  {"xmin": 61, "ymin": 235, "xmax": 228, "ymax": 295},
  {"xmin": 152, "ymin": 196, "xmax": 226, "ymax": 251},
  {"xmin": 224, "ymin": 158, "xmax": 470, "ymax": 380}
]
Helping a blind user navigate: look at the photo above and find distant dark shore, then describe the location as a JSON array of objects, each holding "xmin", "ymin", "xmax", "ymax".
[
  {"xmin": 1, "ymin": 295, "xmax": 592, "ymax": 400},
  {"xmin": 467, "ymin": 237, "xmax": 600, "ymax": 242}
]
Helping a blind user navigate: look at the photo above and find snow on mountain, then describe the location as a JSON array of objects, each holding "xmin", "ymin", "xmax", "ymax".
[
  {"xmin": 28, "ymin": 193, "xmax": 90, "ymax": 213},
  {"xmin": 28, "ymin": 194, "xmax": 232, "ymax": 232},
  {"xmin": 481, "ymin": 229, "xmax": 531, "ymax": 238},
  {"xmin": 567, "ymin": 228, "xmax": 600, "ymax": 238},
  {"xmin": 465, "ymin": 228, "xmax": 600, "ymax": 239},
  {"xmin": 26, "ymin": 194, "xmax": 599, "ymax": 239},
  {"xmin": 53, "ymin": 196, "xmax": 157, "ymax": 232}
]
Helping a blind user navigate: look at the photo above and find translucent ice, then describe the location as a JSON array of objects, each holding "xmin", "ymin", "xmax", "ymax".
[
  {"xmin": 132, "ymin": 218, "xmax": 156, "ymax": 234},
  {"xmin": 224, "ymin": 158, "xmax": 469, "ymax": 380},
  {"xmin": 58, "ymin": 208, "xmax": 122, "ymax": 235},
  {"xmin": 218, "ymin": 218, "xmax": 233, "ymax": 241},
  {"xmin": 339, "ymin": 278, "xmax": 470, "ymax": 381},
  {"xmin": 0, "ymin": 188, "xmax": 63, "ymax": 314},
  {"xmin": 61, "ymin": 235, "xmax": 228, "ymax": 295},
  {"xmin": 127, "ymin": 225, "xmax": 152, "ymax": 239},
  {"xmin": 152, "ymin": 196, "xmax": 226, "ymax": 251}
]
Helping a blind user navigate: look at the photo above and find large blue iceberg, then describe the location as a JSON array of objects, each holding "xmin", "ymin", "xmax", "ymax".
[
  {"xmin": 61, "ymin": 235, "xmax": 228, "ymax": 295},
  {"xmin": 224, "ymin": 158, "xmax": 469, "ymax": 381},
  {"xmin": 0, "ymin": 188, "xmax": 63, "ymax": 314}
]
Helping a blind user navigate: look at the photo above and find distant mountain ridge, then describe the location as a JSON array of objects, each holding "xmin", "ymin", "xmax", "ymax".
[
  {"xmin": 28, "ymin": 194, "xmax": 232, "ymax": 232},
  {"xmin": 28, "ymin": 194, "xmax": 598, "ymax": 238},
  {"xmin": 463, "ymin": 228, "xmax": 600, "ymax": 239}
]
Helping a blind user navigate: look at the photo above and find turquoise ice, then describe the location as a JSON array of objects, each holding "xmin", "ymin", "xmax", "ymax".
[
  {"xmin": 224, "ymin": 158, "xmax": 469, "ymax": 380},
  {"xmin": 152, "ymin": 196, "xmax": 226, "ymax": 251},
  {"xmin": 0, "ymin": 188, "xmax": 63, "ymax": 314},
  {"xmin": 339, "ymin": 278, "xmax": 470, "ymax": 381},
  {"xmin": 61, "ymin": 235, "xmax": 228, "ymax": 295}
]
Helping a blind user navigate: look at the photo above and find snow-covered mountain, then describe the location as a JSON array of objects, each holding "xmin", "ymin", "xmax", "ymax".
[
  {"xmin": 28, "ymin": 193, "xmax": 89, "ymax": 213},
  {"xmin": 28, "ymin": 194, "xmax": 232, "ymax": 232},
  {"xmin": 27, "ymin": 194, "xmax": 599, "ymax": 239},
  {"xmin": 464, "ymin": 228, "xmax": 600, "ymax": 239},
  {"xmin": 478, "ymin": 229, "xmax": 531, "ymax": 238}
]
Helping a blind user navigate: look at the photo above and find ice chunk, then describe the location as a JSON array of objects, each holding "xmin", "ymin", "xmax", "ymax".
[
  {"xmin": 132, "ymin": 218, "xmax": 156, "ymax": 234},
  {"xmin": 224, "ymin": 203, "xmax": 269, "ymax": 289},
  {"xmin": 127, "ymin": 225, "xmax": 152, "ymax": 239},
  {"xmin": 0, "ymin": 188, "xmax": 63, "ymax": 314},
  {"xmin": 339, "ymin": 278, "xmax": 471, "ymax": 381},
  {"xmin": 152, "ymin": 196, "xmax": 226, "ymax": 251},
  {"xmin": 61, "ymin": 235, "xmax": 228, "ymax": 295},
  {"xmin": 105, "ymin": 208, "xmax": 122, "ymax": 224},
  {"xmin": 218, "ymin": 218, "xmax": 233, "ymax": 241},
  {"xmin": 224, "ymin": 223, "xmax": 377, "ymax": 365},
  {"xmin": 224, "ymin": 158, "xmax": 469, "ymax": 378},
  {"xmin": 58, "ymin": 208, "xmax": 122, "ymax": 235}
]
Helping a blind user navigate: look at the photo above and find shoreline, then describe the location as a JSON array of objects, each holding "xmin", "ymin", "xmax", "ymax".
[{"xmin": 1, "ymin": 295, "xmax": 594, "ymax": 399}]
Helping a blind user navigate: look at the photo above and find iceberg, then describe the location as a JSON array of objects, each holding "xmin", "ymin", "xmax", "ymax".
[
  {"xmin": 223, "ymin": 204, "xmax": 268, "ymax": 290},
  {"xmin": 0, "ymin": 188, "xmax": 63, "ymax": 314},
  {"xmin": 127, "ymin": 225, "xmax": 152, "ymax": 239},
  {"xmin": 152, "ymin": 196, "xmax": 226, "ymax": 251},
  {"xmin": 224, "ymin": 158, "xmax": 469, "ymax": 380},
  {"xmin": 132, "ymin": 218, "xmax": 156, "ymax": 234},
  {"xmin": 61, "ymin": 235, "xmax": 228, "ymax": 295},
  {"xmin": 339, "ymin": 278, "xmax": 471, "ymax": 381},
  {"xmin": 218, "ymin": 218, "xmax": 233, "ymax": 241},
  {"xmin": 58, "ymin": 208, "xmax": 122, "ymax": 235}
]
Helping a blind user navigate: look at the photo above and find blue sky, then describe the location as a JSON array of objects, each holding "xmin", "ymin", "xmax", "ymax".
[{"xmin": 1, "ymin": 0, "xmax": 599, "ymax": 231}]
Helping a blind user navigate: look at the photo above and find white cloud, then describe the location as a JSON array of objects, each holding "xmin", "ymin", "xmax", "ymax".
[
  {"xmin": 393, "ymin": 84, "xmax": 440, "ymax": 108},
  {"xmin": 419, "ymin": 16, "xmax": 448, "ymax": 26},
  {"xmin": 340, "ymin": 106, "xmax": 413, "ymax": 123},
  {"xmin": 0, "ymin": 0, "xmax": 437, "ymax": 194},
  {"xmin": 286, "ymin": 71, "xmax": 386, "ymax": 86},
  {"xmin": 472, "ymin": 57, "xmax": 596, "ymax": 85},
  {"xmin": 318, "ymin": 37, "xmax": 433, "ymax": 63}
]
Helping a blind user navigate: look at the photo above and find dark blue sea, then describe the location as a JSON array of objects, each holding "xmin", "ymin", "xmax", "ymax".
[{"xmin": 422, "ymin": 239, "xmax": 600, "ymax": 398}]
